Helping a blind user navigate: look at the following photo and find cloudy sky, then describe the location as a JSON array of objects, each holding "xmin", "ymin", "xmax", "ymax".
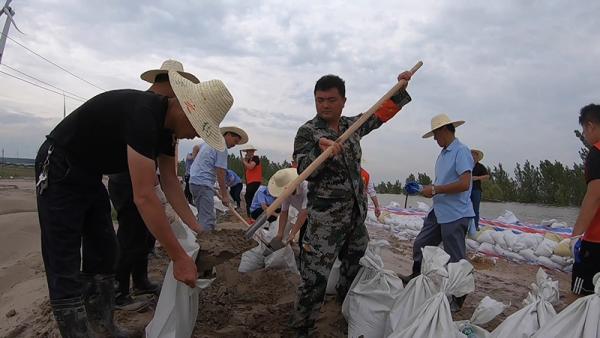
[{"xmin": 0, "ymin": 0, "xmax": 598, "ymax": 183}]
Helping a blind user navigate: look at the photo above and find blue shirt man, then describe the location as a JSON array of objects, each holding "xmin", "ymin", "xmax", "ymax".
[
  {"xmin": 225, "ymin": 169, "xmax": 242, "ymax": 187},
  {"xmin": 409, "ymin": 114, "xmax": 474, "ymax": 312},
  {"xmin": 189, "ymin": 143, "xmax": 228, "ymax": 187}
]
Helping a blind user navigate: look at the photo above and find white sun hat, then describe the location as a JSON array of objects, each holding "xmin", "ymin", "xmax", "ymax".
[
  {"xmin": 241, "ymin": 144, "xmax": 257, "ymax": 152},
  {"xmin": 141, "ymin": 59, "xmax": 200, "ymax": 84},
  {"xmin": 471, "ymin": 149, "xmax": 484, "ymax": 161},
  {"xmin": 169, "ymin": 70, "xmax": 233, "ymax": 151},
  {"xmin": 268, "ymin": 168, "xmax": 299, "ymax": 197},
  {"xmin": 422, "ymin": 113, "xmax": 465, "ymax": 138},
  {"xmin": 220, "ymin": 126, "xmax": 249, "ymax": 145}
]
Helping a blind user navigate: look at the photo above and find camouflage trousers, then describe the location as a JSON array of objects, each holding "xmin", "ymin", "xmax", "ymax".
[{"xmin": 290, "ymin": 196, "xmax": 369, "ymax": 330}]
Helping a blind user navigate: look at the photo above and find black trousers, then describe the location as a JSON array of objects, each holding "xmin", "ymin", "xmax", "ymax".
[
  {"xmin": 572, "ymin": 239, "xmax": 600, "ymax": 295},
  {"xmin": 245, "ymin": 182, "xmax": 261, "ymax": 215},
  {"xmin": 184, "ymin": 174, "xmax": 193, "ymax": 204},
  {"xmin": 250, "ymin": 207, "xmax": 281, "ymax": 223},
  {"xmin": 108, "ymin": 172, "xmax": 156, "ymax": 294},
  {"xmin": 35, "ymin": 140, "xmax": 117, "ymax": 300},
  {"xmin": 229, "ymin": 183, "xmax": 243, "ymax": 207}
]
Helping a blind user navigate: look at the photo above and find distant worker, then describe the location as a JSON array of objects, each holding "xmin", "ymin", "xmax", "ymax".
[
  {"xmin": 360, "ymin": 167, "xmax": 382, "ymax": 218},
  {"xmin": 184, "ymin": 144, "xmax": 200, "ymax": 204},
  {"xmin": 225, "ymin": 169, "xmax": 244, "ymax": 209},
  {"xmin": 470, "ymin": 149, "xmax": 489, "ymax": 230},
  {"xmin": 242, "ymin": 144, "xmax": 263, "ymax": 215},
  {"xmin": 249, "ymin": 184, "xmax": 280, "ymax": 222},
  {"xmin": 268, "ymin": 168, "xmax": 309, "ymax": 246}
]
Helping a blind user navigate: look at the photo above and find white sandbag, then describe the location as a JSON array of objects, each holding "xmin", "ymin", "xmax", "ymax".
[
  {"xmin": 466, "ymin": 238, "xmax": 480, "ymax": 251},
  {"xmin": 511, "ymin": 233, "xmax": 544, "ymax": 252},
  {"xmin": 456, "ymin": 296, "xmax": 508, "ymax": 338},
  {"xmin": 519, "ymin": 249, "xmax": 538, "ymax": 262},
  {"xmin": 405, "ymin": 229, "xmax": 421, "ymax": 238},
  {"xmin": 390, "ymin": 260, "xmax": 475, "ymax": 338},
  {"xmin": 540, "ymin": 219, "xmax": 557, "ymax": 226},
  {"xmin": 342, "ymin": 240, "xmax": 404, "ymax": 338},
  {"xmin": 553, "ymin": 238, "xmax": 572, "ymax": 257},
  {"xmin": 326, "ymin": 259, "xmax": 342, "ymax": 295},
  {"xmin": 537, "ymin": 255, "xmax": 564, "ymax": 272},
  {"xmin": 490, "ymin": 231, "xmax": 507, "ymax": 249},
  {"xmin": 265, "ymin": 245, "xmax": 299, "ymax": 274},
  {"xmin": 495, "ymin": 210, "xmax": 519, "ymax": 224},
  {"xmin": 213, "ymin": 196, "xmax": 228, "ymax": 212},
  {"xmin": 385, "ymin": 247, "xmax": 450, "ymax": 336},
  {"xmin": 501, "ymin": 230, "xmax": 518, "ymax": 251},
  {"xmin": 416, "ymin": 201, "xmax": 431, "ymax": 212},
  {"xmin": 146, "ymin": 218, "xmax": 213, "ymax": 338},
  {"xmin": 477, "ymin": 229, "xmax": 495, "ymax": 245},
  {"xmin": 532, "ymin": 273, "xmax": 600, "ymax": 338},
  {"xmin": 549, "ymin": 255, "xmax": 571, "ymax": 267},
  {"xmin": 238, "ymin": 245, "xmax": 266, "ymax": 273},
  {"xmin": 534, "ymin": 238, "xmax": 558, "ymax": 257},
  {"xmin": 490, "ymin": 268, "xmax": 557, "ymax": 338},
  {"xmin": 494, "ymin": 246, "xmax": 525, "ymax": 263},
  {"xmin": 549, "ymin": 221, "xmax": 567, "ymax": 228},
  {"xmin": 477, "ymin": 242, "xmax": 498, "ymax": 256}
]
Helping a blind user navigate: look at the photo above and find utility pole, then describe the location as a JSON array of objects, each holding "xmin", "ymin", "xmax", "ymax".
[{"xmin": 0, "ymin": 0, "xmax": 23, "ymax": 65}]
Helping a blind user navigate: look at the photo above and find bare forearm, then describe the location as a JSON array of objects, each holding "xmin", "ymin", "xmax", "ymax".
[
  {"xmin": 371, "ymin": 196, "xmax": 380, "ymax": 209},
  {"xmin": 277, "ymin": 211, "xmax": 289, "ymax": 237},
  {"xmin": 290, "ymin": 210, "xmax": 308, "ymax": 240},
  {"xmin": 573, "ymin": 192, "xmax": 600, "ymax": 236}
]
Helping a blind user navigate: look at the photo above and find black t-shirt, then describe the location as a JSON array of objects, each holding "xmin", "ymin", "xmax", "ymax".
[
  {"xmin": 48, "ymin": 89, "xmax": 175, "ymax": 174},
  {"xmin": 472, "ymin": 162, "xmax": 488, "ymax": 191},
  {"xmin": 250, "ymin": 155, "xmax": 260, "ymax": 166},
  {"xmin": 585, "ymin": 145, "xmax": 600, "ymax": 184}
]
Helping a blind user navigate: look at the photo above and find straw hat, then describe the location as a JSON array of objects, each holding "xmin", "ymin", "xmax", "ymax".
[
  {"xmin": 169, "ymin": 70, "xmax": 233, "ymax": 151},
  {"xmin": 141, "ymin": 59, "xmax": 200, "ymax": 84},
  {"xmin": 220, "ymin": 126, "xmax": 248, "ymax": 145},
  {"xmin": 422, "ymin": 114, "xmax": 465, "ymax": 138},
  {"xmin": 268, "ymin": 168, "xmax": 299, "ymax": 197},
  {"xmin": 241, "ymin": 144, "xmax": 257, "ymax": 152},
  {"xmin": 471, "ymin": 149, "xmax": 484, "ymax": 161}
]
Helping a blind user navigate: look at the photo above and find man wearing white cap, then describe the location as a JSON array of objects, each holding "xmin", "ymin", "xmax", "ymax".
[
  {"xmin": 268, "ymin": 168, "xmax": 309, "ymax": 246},
  {"xmin": 242, "ymin": 144, "xmax": 263, "ymax": 216},
  {"xmin": 189, "ymin": 126, "xmax": 248, "ymax": 231},
  {"xmin": 34, "ymin": 68, "xmax": 233, "ymax": 336},
  {"xmin": 409, "ymin": 113, "xmax": 475, "ymax": 311},
  {"xmin": 108, "ymin": 60, "xmax": 201, "ymax": 310}
]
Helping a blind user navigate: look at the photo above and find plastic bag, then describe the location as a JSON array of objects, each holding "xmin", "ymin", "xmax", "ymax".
[
  {"xmin": 238, "ymin": 244, "xmax": 266, "ymax": 273},
  {"xmin": 456, "ymin": 296, "xmax": 508, "ymax": 338},
  {"xmin": 264, "ymin": 245, "xmax": 299, "ymax": 274},
  {"xmin": 495, "ymin": 210, "xmax": 519, "ymax": 224},
  {"xmin": 342, "ymin": 240, "xmax": 404, "ymax": 338}
]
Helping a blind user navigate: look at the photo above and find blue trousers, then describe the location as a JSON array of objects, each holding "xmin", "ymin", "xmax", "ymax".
[{"xmin": 470, "ymin": 189, "xmax": 482, "ymax": 229}]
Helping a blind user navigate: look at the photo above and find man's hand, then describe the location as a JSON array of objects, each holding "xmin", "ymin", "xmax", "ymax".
[
  {"xmin": 375, "ymin": 207, "xmax": 381, "ymax": 218},
  {"xmin": 319, "ymin": 138, "xmax": 342, "ymax": 157},
  {"xmin": 421, "ymin": 185, "xmax": 434, "ymax": 198},
  {"xmin": 173, "ymin": 254, "xmax": 197, "ymax": 288},
  {"xmin": 221, "ymin": 195, "xmax": 230, "ymax": 207},
  {"xmin": 397, "ymin": 71, "xmax": 412, "ymax": 83}
]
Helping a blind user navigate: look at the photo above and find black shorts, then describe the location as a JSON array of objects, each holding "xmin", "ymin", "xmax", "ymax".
[{"xmin": 572, "ymin": 239, "xmax": 600, "ymax": 295}]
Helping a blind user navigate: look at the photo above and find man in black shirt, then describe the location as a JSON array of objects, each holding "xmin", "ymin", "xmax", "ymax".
[
  {"xmin": 35, "ymin": 70, "xmax": 233, "ymax": 337},
  {"xmin": 470, "ymin": 149, "xmax": 489, "ymax": 230}
]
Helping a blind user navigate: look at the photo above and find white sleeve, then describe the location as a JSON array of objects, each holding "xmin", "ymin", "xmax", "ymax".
[{"xmin": 367, "ymin": 181, "xmax": 377, "ymax": 198}]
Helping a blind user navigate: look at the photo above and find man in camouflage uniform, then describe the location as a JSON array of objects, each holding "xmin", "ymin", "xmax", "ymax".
[{"xmin": 290, "ymin": 71, "xmax": 413, "ymax": 336}]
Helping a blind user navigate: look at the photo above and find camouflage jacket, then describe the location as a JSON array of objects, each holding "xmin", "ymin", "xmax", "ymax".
[{"xmin": 293, "ymin": 89, "xmax": 411, "ymax": 208}]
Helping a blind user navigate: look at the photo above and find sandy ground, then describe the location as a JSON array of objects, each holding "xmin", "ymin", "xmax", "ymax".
[{"xmin": 0, "ymin": 178, "xmax": 580, "ymax": 337}]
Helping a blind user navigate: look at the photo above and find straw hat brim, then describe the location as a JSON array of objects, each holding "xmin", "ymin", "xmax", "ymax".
[
  {"xmin": 471, "ymin": 149, "xmax": 484, "ymax": 161},
  {"xmin": 422, "ymin": 120, "xmax": 465, "ymax": 138},
  {"xmin": 141, "ymin": 69, "xmax": 200, "ymax": 84},
  {"xmin": 268, "ymin": 168, "xmax": 299, "ymax": 197},
  {"xmin": 169, "ymin": 70, "xmax": 233, "ymax": 152},
  {"xmin": 220, "ymin": 126, "xmax": 249, "ymax": 145},
  {"xmin": 241, "ymin": 144, "xmax": 257, "ymax": 152}
]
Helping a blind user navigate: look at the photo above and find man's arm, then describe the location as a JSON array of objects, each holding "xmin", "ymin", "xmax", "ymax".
[
  {"xmin": 473, "ymin": 174, "xmax": 490, "ymax": 181},
  {"xmin": 216, "ymin": 167, "xmax": 229, "ymax": 206},
  {"xmin": 128, "ymin": 147, "xmax": 197, "ymax": 287},
  {"xmin": 294, "ymin": 125, "xmax": 327, "ymax": 179},
  {"xmin": 157, "ymin": 154, "xmax": 202, "ymax": 233},
  {"xmin": 243, "ymin": 157, "xmax": 257, "ymax": 170},
  {"xmin": 573, "ymin": 180, "xmax": 600, "ymax": 236},
  {"xmin": 422, "ymin": 172, "xmax": 472, "ymax": 198},
  {"xmin": 276, "ymin": 209, "xmax": 290, "ymax": 241}
]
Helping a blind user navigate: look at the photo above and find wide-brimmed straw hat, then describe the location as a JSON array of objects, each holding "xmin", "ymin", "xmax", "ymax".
[
  {"xmin": 220, "ymin": 126, "xmax": 248, "ymax": 145},
  {"xmin": 422, "ymin": 113, "xmax": 465, "ymax": 138},
  {"xmin": 241, "ymin": 144, "xmax": 257, "ymax": 152},
  {"xmin": 268, "ymin": 168, "xmax": 299, "ymax": 197},
  {"xmin": 141, "ymin": 59, "xmax": 200, "ymax": 84},
  {"xmin": 169, "ymin": 70, "xmax": 233, "ymax": 151},
  {"xmin": 471, "ymin": 149, "xmax": 484, "ymax": 161}
]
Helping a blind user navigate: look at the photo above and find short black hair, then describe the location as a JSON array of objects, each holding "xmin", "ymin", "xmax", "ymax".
[
  {"xmin": 223, "ymin": 131, "xmax": 241, "ymax": 139},
  {"xmin": 579, "ymin": 104, "xmax": 600, "ymax": 125},
  {"xmin": 445, "ymin": 124, "xmax": 456, "ymax": 133},
  {"xmin": 314, "ymin": 75, "xmax": 345, "ymax": 97},
  {"xmin": 154, "ymin": 73, "xmax": 169, "ymax": 83}
]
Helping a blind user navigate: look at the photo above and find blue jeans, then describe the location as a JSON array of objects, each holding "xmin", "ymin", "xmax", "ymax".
[{"xmin": 470, "ymin": 189, "xmax": 482, "ymax": 230}]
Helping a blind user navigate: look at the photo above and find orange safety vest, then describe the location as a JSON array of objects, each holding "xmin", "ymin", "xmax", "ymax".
[
  {"xmin": 360, "ymin": 168, "xmax": 370, "ymax": 188},
  {"xmin": 246, "ymin": 159, "xmax": 263, "ymax": 184}
]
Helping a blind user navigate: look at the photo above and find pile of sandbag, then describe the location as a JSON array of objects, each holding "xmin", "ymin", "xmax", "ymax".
[
  {"xmin": 341, "ymin": 240, "xmax": 405, "ymax": 338},
  {"xmin": 490, "ymin": 268, "xmax": 558, "ymax": 338},
  {"xmin": 238, "ymin": 221, "xmax": 298, "ymax": 274}
]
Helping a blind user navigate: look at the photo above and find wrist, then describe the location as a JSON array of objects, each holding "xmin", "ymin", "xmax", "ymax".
[{"xmin": 432, "ymin": 185, "xmax": 436, "ymax": 196}]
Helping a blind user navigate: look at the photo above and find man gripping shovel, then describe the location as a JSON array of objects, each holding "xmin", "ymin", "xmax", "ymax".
[{"xmin": 243, "ymin": 62, "xmax": 422, "ymax": 335}]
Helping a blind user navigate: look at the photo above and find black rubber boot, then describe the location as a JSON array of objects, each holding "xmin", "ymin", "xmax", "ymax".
[
  {"xmin": 82, "ymin": 274, "xmax": 130, "ymax": 338},
  {"xmin": 131, "ymin": 257, "xmax": 161, "ymax": 296},
  {"xmin": 51, "ymin": 297, "xmax": 94, "ymax": 338}
]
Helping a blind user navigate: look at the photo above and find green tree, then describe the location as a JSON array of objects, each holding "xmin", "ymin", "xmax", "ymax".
[{"xmin": 417, "ymin": 172, "xmax": 432, "ymax": 185}]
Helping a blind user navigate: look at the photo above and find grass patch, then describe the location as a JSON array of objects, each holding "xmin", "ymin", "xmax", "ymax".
[{"xmin": 0, "ymin": 164, "xmax": 35, "ymax": 178}]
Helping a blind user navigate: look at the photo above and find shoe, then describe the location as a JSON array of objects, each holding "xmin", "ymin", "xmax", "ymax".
[
  {"xmin": 82, "ymin": 274, "xmax": 132, "ymax": 337},
  {"xmin": 51, "ymin": 297, "xmax": 94, "ymax": 338},
  {"xmin": 115, "ymin": 292, "xmax": 150, "ymax": 312}
]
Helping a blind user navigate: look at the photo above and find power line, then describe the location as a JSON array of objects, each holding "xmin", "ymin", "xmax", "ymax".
[
  {"xmin": 1, "ymin": 63, "xmax": 88, "ymax": 101},
  {"xmin": 0, "ymin": 69, "xmax": 85, "ymax": 102},
  {"xmin": 0, "ymin": 31, "xmax": 105, "ymax": 92}
]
